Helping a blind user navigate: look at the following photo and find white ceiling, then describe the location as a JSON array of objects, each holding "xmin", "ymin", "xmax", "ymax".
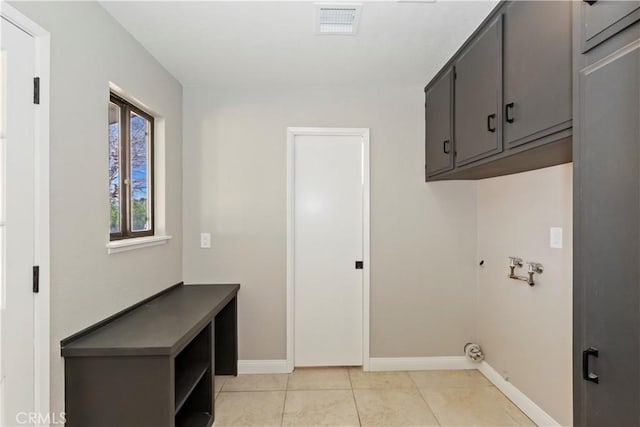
[{"xmin": 101, "ymin": 1, "xmax": 498, "ymax": 89}]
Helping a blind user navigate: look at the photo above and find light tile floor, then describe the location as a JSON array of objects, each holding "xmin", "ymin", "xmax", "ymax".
[{"xmin": 213, "ymin": 368, "xmax": 536, "ymax": 427}]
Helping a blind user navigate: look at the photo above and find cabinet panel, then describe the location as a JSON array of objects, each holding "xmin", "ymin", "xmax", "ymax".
[
  {"xmin": 65, "ymin": 356, "xmax": 172, "ymax": 427},
  {"xmin": 454, "ymin": 17, "xmax": 502, "ymax": 166},
  {"xmin": 425, "ymin": 69, "xmax": 453, "ymax": 177},
  {"xmin": 576, "ymin": 35, "xmax": 640, "ymax": 426},
  {"xmin": 583, "ymin": 0, "xmax": 640, "ymax": 50},
  {"xmin": 503, "ymin": 1, "xmax": 572, "ymax": 148}
]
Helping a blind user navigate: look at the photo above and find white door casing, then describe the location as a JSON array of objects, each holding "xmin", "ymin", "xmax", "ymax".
[
  {"xmin": 287, "ymin": 128, "xmax": 370, "ymax": 370},
  {"xmin": 0, "ymin": 4, "xmax": 50, "ymax": 425}
]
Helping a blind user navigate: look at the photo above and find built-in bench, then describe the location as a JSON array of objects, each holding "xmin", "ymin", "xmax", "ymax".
[{"xmin": 61, "ymin": 283, "xmax": 240, "ymax": 427}]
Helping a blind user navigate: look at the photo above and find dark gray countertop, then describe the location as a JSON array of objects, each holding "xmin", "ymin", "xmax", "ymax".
[{"xmin": 61, "ymin": 283, "xmax": 240, "ymax": 358}]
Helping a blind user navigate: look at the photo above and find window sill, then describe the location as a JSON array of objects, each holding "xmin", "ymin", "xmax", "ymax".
[{"xmin": 107, "ymin": 235, "xmax": 172, "ymax": 255}]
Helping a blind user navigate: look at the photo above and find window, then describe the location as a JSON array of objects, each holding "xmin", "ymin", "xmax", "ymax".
[{"xmin": 109, "ymin": 93, "xmax": 154, "ymax": 240}]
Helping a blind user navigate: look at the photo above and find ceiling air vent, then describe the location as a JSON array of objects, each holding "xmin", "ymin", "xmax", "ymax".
[{"xmin": 315, "ymin": 3, "xmax": 362, "ymax": 35}]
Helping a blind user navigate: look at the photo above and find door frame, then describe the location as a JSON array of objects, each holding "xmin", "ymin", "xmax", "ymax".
[
  {"xmin": 286, "ymin": 127, "xmax": 370, "ymax": 372},
  {"xmin": 0, "ymin": 3, "xmax": 50, "ymax": 421}
]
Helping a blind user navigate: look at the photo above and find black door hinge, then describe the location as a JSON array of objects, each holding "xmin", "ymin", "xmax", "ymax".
[
  {"xmin": 33, "ymin": 265, "xmax": 39, "ymax": 293},
  {"xmin": 33, "ymin": 77, "xmax": 40, "ymax": 105}
]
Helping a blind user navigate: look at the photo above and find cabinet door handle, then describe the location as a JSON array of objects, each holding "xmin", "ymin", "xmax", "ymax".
[
  {"xmin": 443, "ymin": 140, "xmax": 451, "ymax": 154},
  {"xmin": 505, "ymin": 102, "xmax": 515, "ymax": 123},
  {"xmin": 487, "ymin": 114, "xmax": 497, "ymax": 133},
  {"xmin": 583, "ymin": 0, "xmax": 598, "ymax": 5},
  {"xmin": 582, "ymin": 347, "xmax": 599, "ymax": 384}
]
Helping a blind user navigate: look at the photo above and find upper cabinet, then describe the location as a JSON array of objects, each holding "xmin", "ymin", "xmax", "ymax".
[
  {"xmin": 425, "ymin": 0, "xmax": 573, "ymax": 181},
  {"xmin": 503, "ymin": 1, "xmax": 572, "ymax": 148},
  {"xmin": 455, "ymin": 17, "xmax": 502, "ymax": 166},
  {"xmin": 425, "ymin": 68, "xmax": 454, "ymax": 177}
]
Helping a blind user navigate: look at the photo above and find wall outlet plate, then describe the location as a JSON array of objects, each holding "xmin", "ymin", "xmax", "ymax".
[
  {"xmin": 200, "ymin": 232, "xmax": 211, "ymax": 249},
  {"xmin": 550, "ymin": 227, "xmax": 563, "ymax": 249}
]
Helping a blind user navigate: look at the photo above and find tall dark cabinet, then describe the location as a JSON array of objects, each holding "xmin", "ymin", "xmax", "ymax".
[{"xmin": 573, "ymin": 1, "xmax": 640, "ymax": 425}]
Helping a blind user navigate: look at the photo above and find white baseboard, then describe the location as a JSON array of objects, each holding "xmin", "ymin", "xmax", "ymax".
[
  {"xmin": 238, "ymin": 357, "xmax": 474, "ymax": 373},
  {"xmin": 238, "ymin": 359, "xmax": 291, "ymax": 374},
  {"xmin": 368, "ymin": 356, "xmax": 477, "ymax": 371},
  {"xmin": 478, "ymin": 361, "xmax": 560, "ymax": 427}
]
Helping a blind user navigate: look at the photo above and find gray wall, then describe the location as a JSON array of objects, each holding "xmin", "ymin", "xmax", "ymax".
[
  {"xmin": 10, "ymin": 1, "xmax": 183, "ymax": 416},
  {"xmin": 182, "ymin": 85, "xmax": 478, "ymax": 360},
  {"xmin": 476, "ymin": 164, "xmax": 573, "ymax": 426}
]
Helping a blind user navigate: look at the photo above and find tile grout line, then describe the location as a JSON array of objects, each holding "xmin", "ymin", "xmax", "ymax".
[
  {"xmin": 280, "ymin": 373, "xmax": 290, "ymax": 427},
  {"xmin": 214, "ymin": 375, "xmax": 228, "ymax": 401},
  {"xmin": 409, "ymin": 372, "xmax": 443, "ymax": 427},
  {"xmin": 503, "ymin": 409, "xmax": 526, "ymax": 427},
  {"xmin": 408, "ymin": 371, "xmax": 420, "ymax": 389},
  {"xmin": 348, "ymin": 368, "xmax": 363, "ymax": 427}
]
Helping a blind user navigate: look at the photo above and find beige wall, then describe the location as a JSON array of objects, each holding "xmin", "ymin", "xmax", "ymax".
[
  {"xmin": 11, "ymin": 1, "xmax": 183, "ymax": 415},
  {"xmin": 183, "ymin": 85, "xmax": 478, "ymax": 360},
  {"xmin": 476, "ymin": 164, "xmax": 573, "ymax": 425}
]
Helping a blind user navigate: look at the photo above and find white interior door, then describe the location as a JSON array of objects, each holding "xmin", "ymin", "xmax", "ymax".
[
  {"xmin": 1, "ymin": 17, "xmax": 36, "ymax": 425},
  {"xmin": 293, "ymin": 132, "xmax": 364, "ymax": 367}
]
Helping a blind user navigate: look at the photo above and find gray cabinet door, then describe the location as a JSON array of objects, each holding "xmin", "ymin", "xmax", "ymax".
[
  {"xmin": 454, "ymin": 17, "xmax": 502, "ymax": 166},
  {"xmin": 583, "ymin": 0, "xmax": 640, "ymax": 50},
  {"xmin": 503, "ymin": 1, "xmax": 572, "ymax": 148},
  {"xmin": 425, "ymin": 69, "xmax": 453, "ymax": 177},
  {"xmin": 576, "ymin": 31, "xmax": 640, "ymax": 426}
]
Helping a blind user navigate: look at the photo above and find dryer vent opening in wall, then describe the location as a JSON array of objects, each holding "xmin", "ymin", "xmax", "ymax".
[{"xmin": 315, "ymin": 3, "xmax": 362, "ymax": 35}]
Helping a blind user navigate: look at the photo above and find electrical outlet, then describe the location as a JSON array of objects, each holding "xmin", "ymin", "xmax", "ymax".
[
  {"xmin": 200, "ymin": 233, "xmax": 211, "ymax": 249},
  {"xmin": 550, "ymin": 227, "xmax": 563, "ymax": 249}
]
